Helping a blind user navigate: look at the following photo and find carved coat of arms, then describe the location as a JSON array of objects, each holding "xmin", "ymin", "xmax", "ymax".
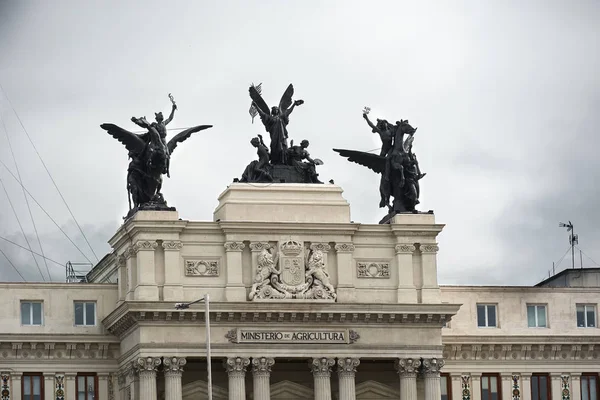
[{"xmin": 249, "ymin": 240, "xmax": 336, "ymax": 300}]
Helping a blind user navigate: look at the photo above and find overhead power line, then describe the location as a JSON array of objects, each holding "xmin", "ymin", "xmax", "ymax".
[
  {"xmin": 0, "ymin": 234, "xmax": 65, "ymax": 267},
  {"xmin": 0, "ymin": 113, "xmax": 51, "ymax": 280},
  {"xmin": 0, "ymin": 83, "xmax": 99, "ymax": 262},
  {"xmin": 0, "ymin": 245, "xmax": 26, "ymax": 281}
]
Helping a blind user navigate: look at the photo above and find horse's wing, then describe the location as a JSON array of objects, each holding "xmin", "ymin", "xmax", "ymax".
[
  {"xmin": 167, "ymin": 125, "xmax": 213, "ymax": 154},
  {"xmin": 332, "ymin": 149, "xmax": 386, "ymax": 174},
  {"xmin": 100, "ymin": 123, "xmax": 146, "ymax": 154}
]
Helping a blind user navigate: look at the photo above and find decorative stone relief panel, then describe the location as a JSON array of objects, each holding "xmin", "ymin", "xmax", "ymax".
[
  {"xmin": 55, "ymin": 374, "xmax": 65, "ymax": 400},
  {"xmin": 511, "ymin": 375, "xmax": 520, "ymax": 400},
  {"xmin": 1, "ymin": 373, "xmax": 10, "ymax": 400},
  {"xmin": 356, "ymin": 261, "xmax": 390, "ymax": 278},
  {"xmin": 185, "ymin": 260, "xmax": 219, "ymax": 277},
  {"xmin": 461, "ymin": 375, "xmax": 471, "ymax": 400},
  {"xmin": 561, "ymin": 375, "xmax": 570, "ymax": 400}
]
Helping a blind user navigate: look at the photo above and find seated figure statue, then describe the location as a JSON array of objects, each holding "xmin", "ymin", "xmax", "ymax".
[{"xmin": 286, "ymin": 139, "xmax": 323, "ymax": 183}]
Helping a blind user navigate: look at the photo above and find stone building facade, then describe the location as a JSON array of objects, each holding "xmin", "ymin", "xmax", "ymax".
[{"xmin": 0, "ymin": 183, "xmax": 598, "ymax": 400}]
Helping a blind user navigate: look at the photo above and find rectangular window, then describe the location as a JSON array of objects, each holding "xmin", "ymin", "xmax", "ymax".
[
  {"xmin": 582, "ymin": 374, "xmax": 598, "ymax": 400},
  {"xmin": 477, "ymin": 304, "xmax": 497, "ymax": 327},
  {"xmin": 531, "ymin": 374, "xmax": 550, "ymax": 400},
  {"xmin": 21, "ymin": 301, "xmax": 43, "ymax": 326},
  {"xmin": 527, "ymin": 304, "xmax": 547, "ymax": 328},
  {"xmin": 76, "ymin": 374, "xmax": 97, "ymax": 400},
  {"xmin": 441, "ymin": 373, "xmax": 452, "ymax": 400},
  {"xmin": 22, "ymin": 373, "xmax": 43, "ymax": 400},
  {"xmin": 481, "ymin": 374, "xmax": 501, "ymax": 400},
  {"xmin": 74, "ymin": 302, "xmax": 96, "ymax": 326},
  {"xmin": 577, "ymin": 305, "xmax": 596, "ymax": 328}
]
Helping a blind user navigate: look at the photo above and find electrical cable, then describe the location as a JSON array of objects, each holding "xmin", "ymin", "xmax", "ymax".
[
  {"xmin": 0, "ymin": 245, "xmax": 26, "ymax": 281},
  {"xmin": 0, "ymin": 83, "xmax": 99, "ymax": 262},
  {"xmin": 0, "ymin": 234, "xmax": 64, "ymax": 267}
]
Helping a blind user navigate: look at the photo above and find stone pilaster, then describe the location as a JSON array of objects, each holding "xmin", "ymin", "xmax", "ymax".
[
  {"xmin": 225, "ymin": 357, "xmax": 250, "ymax": 400},
  {"xmin": 134, "ymin": 357, "xmax": 161, "ymax": 400},
  {"xmin": 44, "ymin": 373, "xmax": 55, "ymax": 400},
  {"xmin": 252, "ymin": 357, "xmax": 274, "ymax": 400},
  {"xmin": 134, "ymin": 240, "xmax": 159, "ymax": 300},
  {"xmin": 311, "ymin": 358, "xmax": 335, "ymax": 400},
  {"xmin": 521, "ymin": 374, "xmax": 532, "ymax": 400},
  {"xmin": 224, "ymin": 242, "xmax": 246, "ymax": 301},
  {"xmin": 451, "ymin": 374, "xmax": 463, "ymax": 400},
  {"xmin": 422, "ymin": 358, "xmax": 444, "ymax": 400},
  {"xmin": 419, "ymin": 243, "xmax": 440, "ymax": 302},
  {"xmin": 162, "ymin": 241, "xmax": 183, "ymax": 300},
  {"xmin": 501, "ymin": 374, "xmax": 513, "ymax": 400},
  {"xmin": 337, "ymin": 358, "xmax": 359, "ymax": 400},
  {"xmin": 394, "ymin": 244, "xmax": 417, "ymax": 302},
  {"xmin": 334, "ymin": 243, "xmax": 355, "ymax": 301},
  {"xmin": 7, "ymin": 373, "xmax": 21, "ymax": 400},
  {"xmin": 163, "ymin": 357, "xmax": 186, "ymax": 400},
  {"xmin": 570, "ymin": 373, "xmax": 581, "ymax": 400},
  {"xmin": 551, "ymin": 374, "xmax": 563, "ymax": 400},
  {"xmin": 98, "ymin": 373, "xmax": 110, "ymax": 400},
  {"xmin": 124, "ymin": 247, "xmax": 136, "ymax": 301},
  {"xmin": 471, "ymin": 374, "xmax": 481, "ymax": 400},
  {"xmin": 395, "ymin": 358, "xmax": 420, "ymax": 400}
]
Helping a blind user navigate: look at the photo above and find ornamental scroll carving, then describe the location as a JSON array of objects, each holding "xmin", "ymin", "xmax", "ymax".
[
  {"xmin": 224, "ymin": 242, "xmax": 245, "ymax": 252},
  {"xmin": 420, "ymin": 244, "xmax": 439, "ymax": 253},
  {"xmin": 249, "ymin": 240, "xmax": 336, "ymax": 300},
  {"xmin": 134, "ymin": 357, "xmax": 161, "ymax": 373},
  {"xmin": 357, "ymin": 262, "xmax": 390, "ymax": 278},
  {"xmin": 249, "ymin": 242, "xmax": 270, "ymax": 252},
  {"xmin": 185, "ymin": 260, "xmax": 219, "ymax": 276},
  {"xmin": 395, "ymin": 358, "xmax": 421, "ymax": 377},
  {"xmin": 163, "ymin": 357, "xmax": 187, "ymax": 375},
  {"xmin": 310, "ymin": 358, "xmax": 335, "ymax": 376},
  {"xmin": 162, "ymin": 241, "xmax": 182, "ymax": 251},
  {"xmin": 252, "ymin": 357, "xmax": 275, "ymax": 376},
  {"xmin": 134, "ymin": 241, "xmax": 158, "ymax": 253},
  {"xmin": 422, "ymin": 358, "xmax": 445, "ymax": 376},
  {"xmin": 395, "ymin": 244, "xmax": 416, "ymax": 254},
  {"xmin": 337, "ymin": 358, "xmax": 360, "ymax": 377},
  {"xmin": 225, "ymin": 357, "xmax": 250, "ymax": 377},
  {"xmin": 335, "ymin": 243, "xmax": 355, "ymax": 252},
  {"xmin": 310, "ymin": 243, "xmax": 331, "ymax": 252}
]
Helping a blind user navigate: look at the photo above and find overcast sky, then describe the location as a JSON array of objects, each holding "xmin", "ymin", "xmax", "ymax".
[{"xmin": 0, "ymin": 1, "xmax": 599, "ymax": 284}]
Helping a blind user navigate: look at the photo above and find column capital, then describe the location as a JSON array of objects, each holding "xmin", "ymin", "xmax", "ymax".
[
  {"xmin": 420, "ymin": 243, "xmax": 439, "ymax": 254},
  {"xmin": 224, "ymin": 242, "xmax": 245, "ymax": 252},
  {"xmin": 337, "ymin": 357, "xmax": 360, "ymax": 377},
  {"xmin": 422, "ymin": 358, "xmax": 445, "ymax": 377},
  {"xmin": 252, "ymin": 357, "xmax": 275, "ymax": 376},
  {"xmin": 225, "ymin": 357, "xmax": 250, "ymax": 377},
  {"xmin": 249, "ymin": 242, "xmax": 270, "ymax": 252},
  {"xmin": 311, "ymin": 243, "xmax": 331, "ymax": 252},
  {"xmin": 395, "ymin": 358, "xmax": 421, "ymax": 378},
  {"xmin": 162, "ymin": 241, "xmax": 183, "ymax": 251},
  {"xmin": 334, "ymin": 243, "xmax": 355, "ymax": 253},
  {"xmin": 134, "ymin": 356, "xmax": 161, "ymax": 377},
  {"xmin": 395, "ymin": 244, "xmax": 416, "ymax": 254},
  {"xmin": 311, "ymin": 357, "xmax": 335, "ymax": 377},
  {"xmin": 134, "ymin": 240, "xmax": 158, "ymax": 253},
  {"xmin": 163, "ymin": 356, "xmax": 186, "ymax": 376}
]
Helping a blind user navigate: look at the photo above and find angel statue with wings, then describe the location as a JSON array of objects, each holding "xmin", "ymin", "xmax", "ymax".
[
  {"xmin": 249, "ymin": 83, "xmax": 304, "ymax": 165},
  {"xmin": 101, "ymin": 94, "xmax": 212, "ymax": 218}
]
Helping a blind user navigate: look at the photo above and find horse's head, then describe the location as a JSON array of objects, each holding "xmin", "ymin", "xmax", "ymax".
[{"xmin": 396, "ymin": 119, "xmax": 417, "ymax": 135}]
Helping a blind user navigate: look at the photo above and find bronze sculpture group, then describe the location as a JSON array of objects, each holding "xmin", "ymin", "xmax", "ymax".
[{"xmin": 101, "ymin": 85, "xmax": 426, "ymax": 223}]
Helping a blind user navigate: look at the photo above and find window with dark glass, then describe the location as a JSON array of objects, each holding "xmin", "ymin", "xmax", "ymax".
[
  {"xmin": 76, "ymin": 373, "xmax": 97, "ymax": 400},
  {"xmin": 582, "ymin": 374, "xmax": 598, "ymax": 400},
  {"xmin": 441, "ymin": 373, "xmax": 452, "ymax": 400},
  {"xmin": 74, "ymin": 302, "xmax": 96, "ymax": 326},
  {"xmin": 527, "ymin": 304, "xmax": 547, "ymax": 328},
  {"xmin": 577, "ymin": 305, "xmax": 596, "ymax": 328},
  {"xmin": 22, "ymin": 373, "xmax": 43, "ymax": 400},
  {"xmin": 531, "ymin": 374, "xmax": 550, "ymax": 400},
  {"xmin": 21, "ymin": 301, "xmax": 43, "ymax": 326},
  {"xmin": 481, "ymin": 374, "xmax": 501, "ymax": 400},
  {"xmin": 477, "ymin": 304, "xmax": 497, "ymax": 327}
]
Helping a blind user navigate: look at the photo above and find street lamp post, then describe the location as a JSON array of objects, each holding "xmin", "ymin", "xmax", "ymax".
[{"xmin": 175, "ymin": 294, "xmax": 212, "ymax": 400}]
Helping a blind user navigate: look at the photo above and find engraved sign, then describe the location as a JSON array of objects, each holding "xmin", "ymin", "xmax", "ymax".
[{"xmin": 226, "ymin": 329, "xmax": 359, "ymax": 344}]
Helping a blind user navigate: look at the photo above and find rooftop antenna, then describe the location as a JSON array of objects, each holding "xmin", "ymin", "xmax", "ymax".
[{"xmin": 559, "ymin": 221, "xmax": 578, "ymax": 269}]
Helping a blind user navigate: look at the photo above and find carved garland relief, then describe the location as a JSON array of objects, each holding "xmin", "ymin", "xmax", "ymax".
[
  {"xmin": 357, "ymin": 262, "xmax": 390, "ymax": 278},
  {"xmin": 185, "ymin": 260, "xmax": 219, "ymax": 276}
]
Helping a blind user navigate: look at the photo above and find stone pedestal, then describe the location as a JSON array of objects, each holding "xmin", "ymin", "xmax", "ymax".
[
  {"xmin": 135, "ymin": 357, "xmax": 161, "ymax": 400},
  {"xmin": 337, "ymin": 358, "xmax": 359, "ymax": 400},
  {"xmin": 164, "ymin": 357, "xmax": 186, "ymax": 400},
  {"xmin": 422, "ymin": 358, "xmax": 444, "ymax": 400},
  {"xmin": 225, "ymin": 357, "xmax": 250, "ymax": 400},
  {"xmin": 395, "ymin": 358, "xmax": 420, "ymax": 400},
  {"xmin": 311, "ymin": 358, "xmax": 335, "ymax": 400},
  {"xmin": 252, "ymin": 357, "xmax": 274, "ymax": 400}
]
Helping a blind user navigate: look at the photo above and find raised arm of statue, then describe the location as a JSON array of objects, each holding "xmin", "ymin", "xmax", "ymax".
[
  {"xmin": 284, "ymin": 99, "xmax": 304, "ymax": 117},
  {"xmin": 164, "ymin": 104, "xmax": 177, "ymax": 125},
  {"xmin": 363, "ymin": 114, "xmax": 378, "ymax": 132}
]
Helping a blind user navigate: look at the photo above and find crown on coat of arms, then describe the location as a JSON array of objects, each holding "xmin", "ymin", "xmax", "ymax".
[{"xmin": 280, "ymin": 240, "xmax": 303, "ymax": 256}]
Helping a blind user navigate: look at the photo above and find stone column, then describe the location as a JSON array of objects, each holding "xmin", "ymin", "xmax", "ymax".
[
  {"xmin": 98, "ymin": 373, "xmax": 110, "ymax": 400},
  {"xmin": 521, "ymin": 374, "xmax": 532, "ymax": 400},
  {"xmin": 134, "ymin": 357, "xmax": 161, "ymax": 400},
  {"xmin": 224, "ymin": 242, "xmax": 246, "ymax": 301},
  {"xmin": 44, "ymin": 373, "xmax": 55, "ymax": 400},
  {"xmin": 134, "ymin": 240, "xmax": 159, "ymax": 300},
  {"xmin": 395, "ymin": 358, "xmax": 420, "ymax": 400},
  {"xmin": 394, "ymin": 244, "xmax": 417, "ymax": 302},
  {"xmin": 419, "ymin": 243, "xmax": 441, "ymax": 303},
  {"xmin": 471, "ymin": 374, "xmax": 481, "ymax": 400},
  {"xmin": 337, "ymin": 358, "xmax": 359, "ymax": 400},
  {"xmin": 65, "ymin": 373, "xmax": 77, "ymax": 400},
  {"xmin": 334, "ymin": 243, "xmax": 355, "ymax": 302},
  {"xmin": 551, "ymin": 374, "xmax": 563, "ymax": 400},
  {"xmin": 11, "ymin": 373, "xmax": 22, "ymax": 400},
  {"xmin": 252, "ymin": 357, "xmax": 274, "ymax": 400},
  {"xmin": 117, "ymin": 254, "xmax": 127, "ymax": 302},
  {"xmin": 124, "ymin": 247, "xmax": 136, "ymax": 301},
  {"xmin": 311, "ymin": 358, "xmax": 335, "ymax": 400},
  {"xmin": 162, "ymin": 241, "xmax": 184, "ymax": 300},
  {"xmin": 422, "ymin": 358, "xmax": 444, "ymax": 400},
  {"xmin": 571, "ymin": 373, "xmax": 581, "ymax": 400},
  {"xmin": 164, "ymin": 357, "xmax": 186, "ymax": 400},
  {"xmin": 225, "ymin": 357, "xmax": 250, "ymax": 400}
]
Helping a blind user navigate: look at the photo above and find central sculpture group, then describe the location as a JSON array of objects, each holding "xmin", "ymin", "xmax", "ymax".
[{"xmin": 101, "ymin": 83, "xmax": 426, "ymax": 222}]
